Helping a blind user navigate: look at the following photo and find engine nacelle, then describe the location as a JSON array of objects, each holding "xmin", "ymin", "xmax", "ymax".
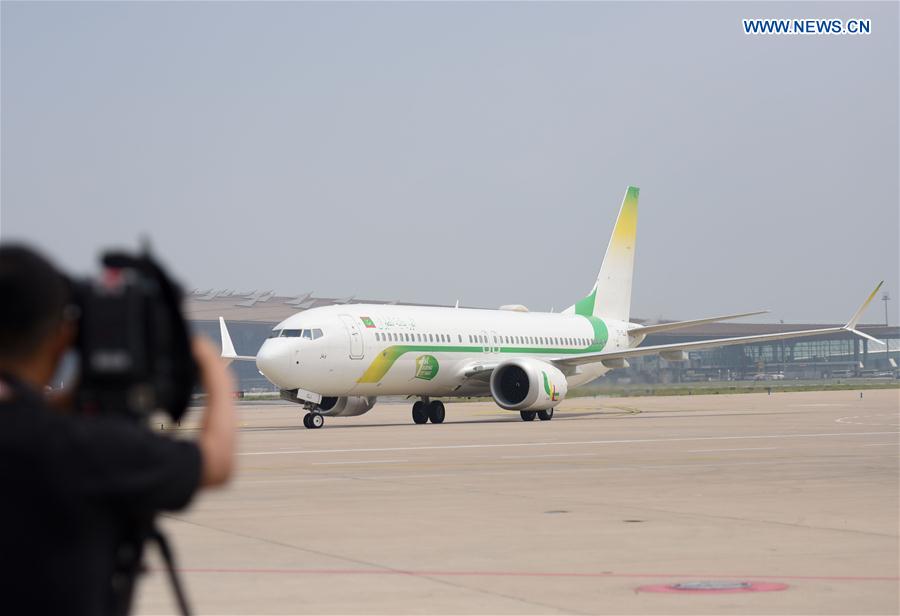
[
  {"xmin": 318, "ymin": 396, "xmax": 377, "ymax": 417},
  {"xmin": 489, "ymin": 358, "xmax": 568, "ymax": 411}
]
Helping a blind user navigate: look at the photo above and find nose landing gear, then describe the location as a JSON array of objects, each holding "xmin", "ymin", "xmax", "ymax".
[
  {"xmin": 303, "ymin": 412, "xmax": 324, "ymax": 429},
  {"xmin": 412, "ymin": 399, "xmax": 445, "ymax": 424}
]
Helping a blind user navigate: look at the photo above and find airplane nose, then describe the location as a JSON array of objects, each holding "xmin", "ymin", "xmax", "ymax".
[{"xmin": 256, "ymin": 341, "xmax": 296, "ymax": 389}]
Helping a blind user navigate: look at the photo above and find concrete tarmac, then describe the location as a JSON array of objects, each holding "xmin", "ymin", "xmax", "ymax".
[{"xmin": 135, "ymin": 389, "xmax": 899, "ymax": 615}]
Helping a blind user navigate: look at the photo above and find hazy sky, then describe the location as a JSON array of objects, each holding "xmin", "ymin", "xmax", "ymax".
[{"xmin": 2, "ymin": 2, "xmax": 897, "ymax": 324}]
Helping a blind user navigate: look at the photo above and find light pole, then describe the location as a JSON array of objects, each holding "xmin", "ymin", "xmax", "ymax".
[{"xmin": 882, "ymin": 292, "xmax": 891, "ymax": 365}]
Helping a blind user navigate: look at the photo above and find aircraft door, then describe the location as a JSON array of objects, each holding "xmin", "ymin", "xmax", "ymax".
[
  {"xmin": 490, "ymin": 330, "xmax": 501, "ymax": 353},
  {"xmin": 338, "ymin": 314, "xmax": 365, "ymax": 360}
]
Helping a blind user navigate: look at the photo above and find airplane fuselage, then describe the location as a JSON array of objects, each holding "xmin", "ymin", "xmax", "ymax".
[{"xmin": 256, "ymin": 304, "xmax": 640, "ymax": 398}]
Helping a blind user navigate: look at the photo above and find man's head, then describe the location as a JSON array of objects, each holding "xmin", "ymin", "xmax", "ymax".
[{"xmin": 0, "ymin": 245, "xmax": 74, "ymax": 386}]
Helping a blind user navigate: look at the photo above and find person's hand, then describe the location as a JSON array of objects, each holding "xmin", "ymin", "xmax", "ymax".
[{"xmin": 192, "ymin": 336, "xmax": 237, "ymax": 487}]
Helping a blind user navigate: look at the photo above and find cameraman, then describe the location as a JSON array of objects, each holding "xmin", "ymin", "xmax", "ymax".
[{"xmin": 0, "ymin": 245, "xmax": 236, "ymax": 615}]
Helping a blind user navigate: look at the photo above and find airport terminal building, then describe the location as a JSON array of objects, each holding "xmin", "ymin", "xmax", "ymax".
[{"xmin": 187, "ymin": 291, "xmax": 900, "ymax": 391}]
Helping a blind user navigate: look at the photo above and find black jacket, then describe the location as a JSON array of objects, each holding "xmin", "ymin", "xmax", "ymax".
[{"xmin": 0, "ymin": 376, "xmax": 202, "ymax": 615}]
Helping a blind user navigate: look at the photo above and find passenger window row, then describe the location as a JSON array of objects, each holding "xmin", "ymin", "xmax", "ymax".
[
  {"xmin": 372, "ymin": 331, "xmax": 592, "ymax": 348},
  {"xmin": 465, "ymin": 334, "xmax": 591, "ymax": 347},
  {"xmin": 375, "ymin": 332, "xmax": 457, "ymax": 343}
]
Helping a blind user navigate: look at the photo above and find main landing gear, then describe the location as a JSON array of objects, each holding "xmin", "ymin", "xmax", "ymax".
[
  {"xmin": 520, "ymin": 408, "xmax": 554, "ymax": 422},
  {"xmin": 412, "ymin": 399, "xmax": 445, "ymax": 424},
  {"xmin": 303, "ymin": 412, "xmax": 324, "ymax": 429}
]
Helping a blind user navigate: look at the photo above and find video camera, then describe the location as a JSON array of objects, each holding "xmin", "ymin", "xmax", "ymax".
[{"xmin": 70, "ymin": 250, "xmax": 197, "ymax": 423}]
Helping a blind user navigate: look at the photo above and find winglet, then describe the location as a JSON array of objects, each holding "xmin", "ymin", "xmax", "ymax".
[
  {"xmin": 219, "ymin": 316, "xmax": 238, "ymax": 359},
  {"xmin": 842, "ymin": 282, "xmax": 886, "ymax": 346},
  {"xmin": 845, "ymin": 281, "xmax": 883, "ymax": 330},
  {"xmin": 847, "ymin": 328, "xmax": 886, "ymax": 346}
]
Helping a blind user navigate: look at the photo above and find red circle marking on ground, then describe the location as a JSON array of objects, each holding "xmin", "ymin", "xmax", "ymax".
[{"xmin": 637, "ymin": 581, "xmax": 789, "ymax": 594}]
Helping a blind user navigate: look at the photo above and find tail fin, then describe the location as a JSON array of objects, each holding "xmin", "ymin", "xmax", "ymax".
[{"xmin": 566, "ymin": 186, "xmax": 639, "ymax": 321}]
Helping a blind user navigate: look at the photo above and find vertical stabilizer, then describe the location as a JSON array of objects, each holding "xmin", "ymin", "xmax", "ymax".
[{"xmin": 566, "ymin": 186, "xmax": 639, "ymax": 322}]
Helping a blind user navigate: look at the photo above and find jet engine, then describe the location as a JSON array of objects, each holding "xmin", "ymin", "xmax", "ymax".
[
  {"xmin": 489, "ymin": 358, "xmax": 568, "ymax": 411},
  {"xmin": 318, "ymin": 396, "xmax": 377, "ymax": 417}
]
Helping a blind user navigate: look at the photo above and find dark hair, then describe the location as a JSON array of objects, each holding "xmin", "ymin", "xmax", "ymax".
[{"xmin": 0, "ymin": 244, "xmax": 71, "ymax": 360}]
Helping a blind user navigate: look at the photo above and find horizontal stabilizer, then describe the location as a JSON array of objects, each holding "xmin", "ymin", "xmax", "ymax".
[{"xmin": 629, "ymin": 310, "xmax": 768, "ymax": 336}]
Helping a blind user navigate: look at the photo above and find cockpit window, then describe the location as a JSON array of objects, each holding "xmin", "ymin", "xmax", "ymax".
[{"xmin": 274, "ymin": 328, "xmax": 323, "ymax": 340}]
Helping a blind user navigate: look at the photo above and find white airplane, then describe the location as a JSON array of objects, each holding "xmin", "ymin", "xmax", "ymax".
[{"xmin": 220, "ymin": 186, "xmax": 883, "ymax": 429}]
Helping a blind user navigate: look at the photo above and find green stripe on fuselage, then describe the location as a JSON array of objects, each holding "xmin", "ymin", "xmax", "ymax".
[{"xmin": 356, "ymin": 316, "xmax": 609, "ymax": 383}]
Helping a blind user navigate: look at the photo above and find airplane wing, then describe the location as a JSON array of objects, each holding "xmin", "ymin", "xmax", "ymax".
[
  {"xmin": 554, "ymin": 282, "xmax": 885, "ymax": 369},
  {"xmin": 628, "ymin": 310, "xmax": 769, "ymax": 337},
  {"xmin": 219, "ymin": 317, "xmax": 257, "ymax": 362}
]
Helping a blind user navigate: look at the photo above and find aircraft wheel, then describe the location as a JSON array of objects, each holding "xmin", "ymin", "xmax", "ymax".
[
  {"xmin": 412, "ymin": 401, "xmax": 428, "ymax": 424},
  {"xmin": 427, "ymin": 400, "xmax": 445, "ymax": 424},
  {"xmin": 309, "ymin": 413, "xmax": 325, "ymax": 429},
  {"xmin": 302, "ymin": 413, "xmax": 312, "ymax": 429},
  {"xmin": 520, "ymin": 411, "xmax": 536, "ymax": 422},
  {"xmin": 538, "ymin": 408, "xmax": 554, "ymax": 421}
]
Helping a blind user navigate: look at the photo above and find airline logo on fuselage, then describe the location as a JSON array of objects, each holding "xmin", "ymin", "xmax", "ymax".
[
  {"xmin": 360, "ymin": 316, "xmax": 376, "ymax": 328},
  {"xmin": 414, "ymin": 355, "xmax": 439, "ymax": 380}
]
